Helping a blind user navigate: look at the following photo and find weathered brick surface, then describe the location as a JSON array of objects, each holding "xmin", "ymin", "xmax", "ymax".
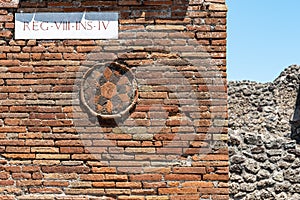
[{"xmin": 0, "ymin": 0, "xmax": 228, "ymax": 199}]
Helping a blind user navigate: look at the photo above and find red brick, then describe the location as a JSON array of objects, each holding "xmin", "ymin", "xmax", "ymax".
[
  {"xmin": 42, "ymin": 166, "xmax": 90, "ymax": 173},
  {"xmin": 165, "ymin": 174, "xmax": 201, "ymax": 181},
  {"xmin": 105, "ymin": 174, "xmax": 128, "ymax": 181},
  {"xmin": 0, "ymin": 180, "xmax": 14, "ymax": 186},
  {"xmin": 199, "ymin": 188, "xmax": 229, "ymax": 195},
  {"xmin": 5, "ymin": 166, "xmax": 21, "ymax": 172},
  {"xmin": 0, "ymin": 195, "xmax": 14, "ymax": 200},
  {"xmin": 0, "ymin": 30, "xmax": 12, "ymax": 37},
  {"xmin": 42, "ymin": 53, "xmax": 63, "ymax": 60},
  {"xmin": 170, "ymin": 194, "xmax": 200, "ymax": 200},
  {"xmin": 60, "ymin": 147, "xmax": 84, "ymax": 154},
  {"xmin": 158, "ymin": 188, "xmax": 198, "ymax": 195},
  {"xmin": 116, "ymin": 182, "xmax": 142, "ymax": 188},
  {"xmin": 203, "ymin": 174, "xmax": 229, "ymax": 181},
  {"xmin": 173, "ymin": 167, "xmax": 206, "ymax": 174},
  {"xmin": 0, "ymin": 126, "xmax": 26, "ymax": 133},
  {"xmin": 55, "ymin": 140, "xmax": 89, "ymax": 147},
  {"xmin": 80, "ymin": 174, "xmax": 104, "ymax": 181},
  {"xmin": 93, "ymin": 182, "xmax": 115, "ymax": 188},
  {"xmin": 43, "ymin": 181, "xmax": 69, "ymax": 187},
  {"xmin": 182, "ymin": 181, "xmax": 214, "ymax": 188},
  {"xmin": 2, "ymin": 153, "xmax": 36, "ymax": 159},
  {"xmin": 6, "ymin": 147, "xmax": 30, "ymax": 153},
  {"xmin": 0, "ymin": 171, "xmax": 10, "ymax": 179},
  {"xmin": 130, "ymin": 174, "xmax": 162, "ymax": 181},
  {"xmin": 63, "ymin": 53, "xmax": 86, "ymax": 60},
  {"xmin": 12, "ymin": 173, "xmax": 31, "ymax": 179},
  {"xmin": 32, "ymin": 172, "xmax": 43, "ymax": 179},
  {"xmin": 25, "ymin": 140, "xmax": 54, "ymax": 146},
  {"xmin": 16, "ymin": 180, "xmax": 42, "ymax": 186},
  {"xmin": 29, "ymin": 187, "xmax": 63, "ymax": 194},
  {"xmin": 92, "ymin": 167, "xmax": 116, "ymax": 174}
]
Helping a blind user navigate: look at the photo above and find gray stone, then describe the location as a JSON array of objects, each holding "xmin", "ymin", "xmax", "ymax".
[
  {"xmin": 291, "ymin": 184, "xmax": 300, "ymax": 193},
  {"xmin": 240, "ymin": 183, "xmax": 256, "ymax": 192},
  {"xmin": 245, "ymin": 193, "xmax": 257, "ymax": 200},
  {"xmin": 282, "ymin": 153, "xmax": 296, "ymax": 162},
  {"xmin": 122, "ymin": 127, "xmax": 147, "ymax": 134},
  {"xmin": 260, "ymin": 189, "xmax": 275, "ymax": 199},
  {"xmin": 288, "ymin": 149, "xmax": 300, "ymax": 156},
  {"xmin": 257, "ymin": 169, "xmax": 270, "ymax": 180},
  {"xmin": 228, "ymin": 135, "xmax": 241, "ymax": 146},
  {"xmin": 266, "ymin": 150, "xmax": 282, "ymax": 156},
  {"xmin": 132, "ymin": 134, "xmax": 153, "ymax": 141},
  {"xmin": 228, "ymin": 147, "xmax": 235, "ymax": 156},
  {"xmin": 230, "ymin": 182, "xmax": 240, "ymax": 194},
  {"xmin": 242, "ymin": 150, "xmax": 254, "ymax": 158},
  {"xmin": 291, "ymin": 193, "xmax": 300, "ymax": 200},
  {"xmin": 265, "ymin": 139, "xmax": 283, "ymax": 149},
  {"xmin": 244, "ymin": 160, "xmax": 260, "ymax": 174},
  {"xmin": 269, "ymin": 156, "xmax": 281, "ymax": 163},
  {"xmin": 272, "ymin": 171, "xmax": 284, "ymax": 182},
  {"xmin": 292, "ymin": 158, "xmax": 300, "ymax": 168},
  {"xmin": 243, "ymin": 88, "xmax": 252, "ymax": 96},
  {"xmin": 284, "ymin": 169, "xmax": 300, "ymax": 183},
  {"xmin": 230, "ymin": 174, "xmax": 243, "ymax": 182},
  {"xmin": 277, "ymin": 192, "xmax": 288, "ymax": 200},
  {"xmin": 284, "ymin": 141, "xmax": 296, "ymax": 149},
  {"xmin": 251, "ymin": 146, "xmax": 265, "ymax": 154},
  {"xmin": 261, "ymin": 161, "xmax": 276, "ymax": 171},
  {"xmin": 231, "ymin": 155, "xmax": 246, "ymax": 164},
  {"xmin": 257, "ymin": 179, "xmax": 275, "ymax": 188},
  {"xmin": 244, "ymin": 133, "xmax": 258, "ymax": 145},
  {"xmin": 230, "ymin": 164, "xmax": 243, "ymax": 174},
  {"xmin": 274, "ymin": 181, "xmax": 291, "ymax": 192},
  {"xmin": 243, "ymin": 173, "xmax": 256, "ymax": 183},
  {"xmin": 278, "ymin": 161, "xmax": 291, "ymax": 169},
  {"xmin": 252, "ymin": 191, "xmax": 264, "ymax": 200},
  {"xmin": 252, "ymin": 153, "xmax": 268, "ymax": 162},
  {"xmin": 233, "ymin": 192, "xmax": 246, "ymax": 199}
]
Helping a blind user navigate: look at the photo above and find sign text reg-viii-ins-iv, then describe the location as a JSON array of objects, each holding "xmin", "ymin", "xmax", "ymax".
[{"xmin": 15, "ymin": 12, "xmax": 118, "ymax": 39}]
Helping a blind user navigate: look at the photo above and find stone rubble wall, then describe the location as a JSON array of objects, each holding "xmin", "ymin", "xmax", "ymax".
[{"xmin": 228, "ymin": 65, "xmax": 300, "ymax": 200}]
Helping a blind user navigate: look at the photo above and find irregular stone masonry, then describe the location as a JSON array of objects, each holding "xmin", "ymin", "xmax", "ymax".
[
  {"xmin": 0, "ymin": 1, "xmax": 228, "ymax": 200},
  {"xmin": 228, "ymin": 65, "xmax": 300, "ymax": 200}
]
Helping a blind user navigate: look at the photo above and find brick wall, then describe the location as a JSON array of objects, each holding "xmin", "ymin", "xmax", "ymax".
[{"xmin": 0, "ymin": 0, "xmax": 228, "ymax": 199}]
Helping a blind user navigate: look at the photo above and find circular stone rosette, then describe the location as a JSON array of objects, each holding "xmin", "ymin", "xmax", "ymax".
[{"xmin": 80, "ymin": 63, "xmax": 138, "ymax": 119}]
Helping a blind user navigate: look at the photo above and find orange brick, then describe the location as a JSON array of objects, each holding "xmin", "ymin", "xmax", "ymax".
[
  {"xmin": 130, "ymin": 174, "xmax": 162, "ymax": 181},
  {"xmin": 29, "ymin": 187, "xmax": 63, "ymax": 194},
  {"xmin": 16, "ymin": 180, "xmax": 42, "ymax": 187},
  {"xmin": 158, "ymin": 188, "xmax": 198, "ymax": 195},
  {"xmin": 173, "ymin": 167, "xmax": 206, "ymax": 174},
  {"xmin": 165, "ymin": 174, "xmax": 201, "ymax": 181},
  {"xmin": 93, "ymin": 182, "xmax": 115, "ymax": 188},
  {"xmin": 80, "ymin": 174, "xmax": 104, "ymax": 181},
  {"xmin": 203, "ymin": 174, "xmax": 229, "ymax": 181},
  {"xmin": 0, "ymin": 180, "xmax": 14, "ymax": 186},
  {"xmin": 60, "ymin": 147, "xmax": 84, "ymax": 154},
  {"xmin": 0, "ymin": 171, "xmax": 10, "ymax": 179},
  {"xmin": 116, "ymin": 182, "xmax": 142, "ymax": 188}
]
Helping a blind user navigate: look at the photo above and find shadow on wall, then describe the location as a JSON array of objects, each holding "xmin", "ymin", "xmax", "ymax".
[
  {"xmin": 290, "ymin": 85, "xmax": 300, "ymax": 143},
  {"xmin": 18, "ymin": 0, "xmax": 191, "ymax": 21}
]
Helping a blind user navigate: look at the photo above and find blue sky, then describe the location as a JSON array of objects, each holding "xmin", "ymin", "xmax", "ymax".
[{"xmin": 227, "ymin": 0, "xmax": 300, "ymax": 82}]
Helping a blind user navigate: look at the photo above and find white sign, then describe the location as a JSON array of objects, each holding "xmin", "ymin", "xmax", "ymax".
[{"xmin": 15, "ymin": 12, "xmax": 118, "ymax": 39}]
